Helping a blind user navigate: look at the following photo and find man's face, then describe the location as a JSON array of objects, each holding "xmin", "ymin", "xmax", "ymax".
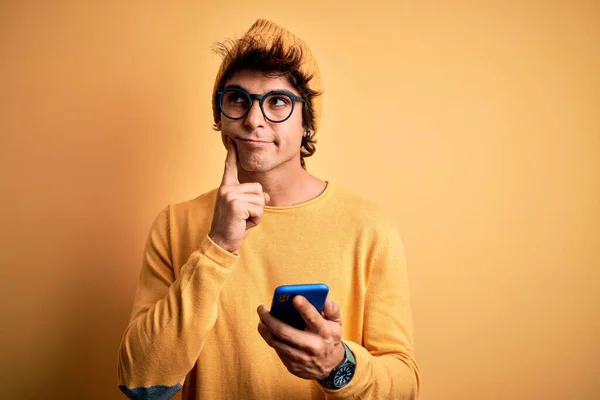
[{"xmin": 216, "ymin": 69, "xmax": 305, "ymax": 174}]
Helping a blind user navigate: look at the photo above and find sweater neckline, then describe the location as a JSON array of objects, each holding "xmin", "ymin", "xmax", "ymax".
[{"xmin": 263, "ymin": 181, "xmax": 332, "ymax": 213}]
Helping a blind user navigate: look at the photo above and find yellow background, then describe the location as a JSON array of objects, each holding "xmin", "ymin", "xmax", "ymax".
[{"xmin": 1, "ymin": 1, "xmax": 598, "ymax": 399}]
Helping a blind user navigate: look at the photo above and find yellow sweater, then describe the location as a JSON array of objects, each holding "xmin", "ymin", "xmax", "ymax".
[{"xmin": 117, "ymin": 182, "xmax": 420, "ymax": 399}]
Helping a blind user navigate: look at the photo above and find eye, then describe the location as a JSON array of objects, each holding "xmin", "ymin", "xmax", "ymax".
[
  {"xmin": 268, "ymin": 95, "xmax": 291, "ymax": 107},
  {"xmin": 229, "ymin": 93, "xmax": 245, "ymax": 103},
  {"xmin": 223, "ymin": 90, "xmax": 249, "ymax": 109}
]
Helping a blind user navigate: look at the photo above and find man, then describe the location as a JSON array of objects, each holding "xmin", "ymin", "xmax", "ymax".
[{"xmin": 117, "ymin": 18, "xmax": 420, "ymax": 399}]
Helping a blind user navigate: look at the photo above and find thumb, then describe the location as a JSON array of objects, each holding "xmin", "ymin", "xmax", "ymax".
[
  {"xmin": 322, "ymin": 299, "xmax": 342, "ymax": 324},
  {"xmin": 264, "ymin": 192, "xmax": 270, "ymax": 205}
]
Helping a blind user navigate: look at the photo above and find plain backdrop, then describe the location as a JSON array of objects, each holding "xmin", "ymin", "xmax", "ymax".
[{"xmin": 1, "ymin": 1, "xmax": 599, "ymax": 399}]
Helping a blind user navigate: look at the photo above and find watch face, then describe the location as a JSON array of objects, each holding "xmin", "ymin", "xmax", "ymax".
[{"xmin": 333, "ymin": 364, "xmax": 355, "ymax": 388}]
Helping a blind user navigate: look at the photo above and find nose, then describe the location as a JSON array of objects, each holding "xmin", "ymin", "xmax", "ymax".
[{"xmin": 244, "ymin": 98, "xmax": 265, "ymax": 130}]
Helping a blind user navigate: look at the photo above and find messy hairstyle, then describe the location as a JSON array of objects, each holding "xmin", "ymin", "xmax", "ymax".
[{"xmin": 212, "ymin": 36, "xmax": 321, "ymax": 169}]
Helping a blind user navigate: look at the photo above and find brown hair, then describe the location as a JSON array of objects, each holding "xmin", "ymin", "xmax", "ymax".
[{"xmin": 212, "ymin": 36, "xmax": 321, "ymax": 169}]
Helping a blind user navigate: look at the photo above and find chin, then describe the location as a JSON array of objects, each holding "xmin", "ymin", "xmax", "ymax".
[{"xmin": 239, "ymin": 156, "xmax": 276, "ymax": 173}]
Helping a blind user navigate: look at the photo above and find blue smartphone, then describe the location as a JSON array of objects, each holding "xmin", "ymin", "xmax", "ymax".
[{"xmin": 270, "ymin": 283, "xmax": 329, "ymax": 330}]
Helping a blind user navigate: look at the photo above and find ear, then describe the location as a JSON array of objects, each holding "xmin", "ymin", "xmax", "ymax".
[{"xmin": 216, "ymin": 120, "xmax": 222, "ymax": 130}]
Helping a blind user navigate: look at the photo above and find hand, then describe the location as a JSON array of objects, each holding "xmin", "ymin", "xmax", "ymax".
[
  {"xmin": 257, "ymin": 296, "xmax": 345, "ymax": 381},
  {"xmin": 209, "ymin": 136, "xmax": 270, "ymax": 253}
]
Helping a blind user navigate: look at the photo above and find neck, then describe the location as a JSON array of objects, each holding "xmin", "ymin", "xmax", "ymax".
[{"xmin": 237, "ymin": 161, "xmax": 324, "ymax": 207}]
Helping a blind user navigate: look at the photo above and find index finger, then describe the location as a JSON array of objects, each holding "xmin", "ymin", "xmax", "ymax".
[{"xmin": 221, "ymin": 136, "xmax": 239, "ymax": 186}]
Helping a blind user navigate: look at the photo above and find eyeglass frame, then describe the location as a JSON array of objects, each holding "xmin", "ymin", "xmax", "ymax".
[{"xmin": 216, "ymin": 87, "xmax": 306, "ymax": 123}]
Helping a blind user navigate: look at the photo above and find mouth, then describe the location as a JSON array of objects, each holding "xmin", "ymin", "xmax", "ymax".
[{"xmin": 236, "ymin": 138, "xmax": 272, "ymax": 147}]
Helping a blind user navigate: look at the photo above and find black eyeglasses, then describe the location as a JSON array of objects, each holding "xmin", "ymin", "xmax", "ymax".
[{"xmin": 216, "ymin": 87, "xmax": 305, "ymax": 123}]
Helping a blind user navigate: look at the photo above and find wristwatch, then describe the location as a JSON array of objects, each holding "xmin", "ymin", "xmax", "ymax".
[{"xmin": 318, "ymin": 341, "xmax": 356, "ymax": 390}]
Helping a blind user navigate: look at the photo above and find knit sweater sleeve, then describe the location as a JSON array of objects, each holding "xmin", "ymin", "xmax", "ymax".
[
  {"xmin": 320, "ymin": 226, "xmax": 421, "ymax": 400},
  {"xmin": 117, "ymin": 206, "xmax": 238, "ymax": 400}
]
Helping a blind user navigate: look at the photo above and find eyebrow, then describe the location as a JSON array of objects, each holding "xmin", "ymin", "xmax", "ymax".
[
  {"xmin": 223, "ymin": 84, "xmax": 297, "ymax": 96},
  {"xmin": 223, "ymin": 84, "xmax": 248, "ymax": 91}
]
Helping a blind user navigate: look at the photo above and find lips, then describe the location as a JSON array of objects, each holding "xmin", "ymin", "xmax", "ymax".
[
  {"xmin": 236, "ymin": 138, "xmax": 272, "ymax": 148},
  {"xmin": 239, "ymin": 138, "xmax": 269, "ymax": 143}
]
